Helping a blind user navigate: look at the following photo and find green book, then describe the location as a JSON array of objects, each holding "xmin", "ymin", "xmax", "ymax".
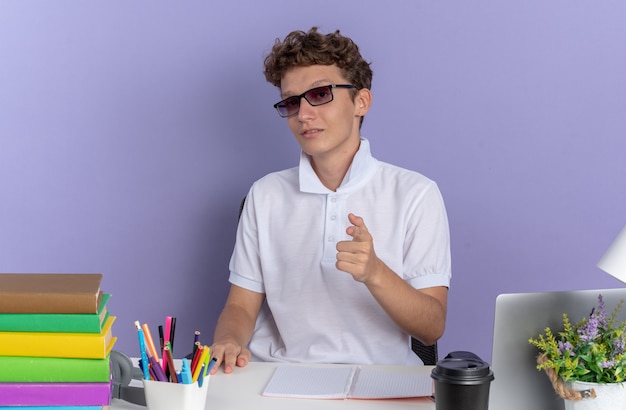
[
  {"xmin": 0, "ymin": 294, "xmax": 110, "ymax": 333},
  {"xmin": 0, "ymin": 354, "xmax": 111, "ymax": 382}
]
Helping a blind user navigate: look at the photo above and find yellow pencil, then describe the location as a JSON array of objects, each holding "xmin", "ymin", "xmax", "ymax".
[
  {"xmin": 201, "ymin": 346, "xmax": 211, "ymax": 376},
  {"xmin": 192, "ymin": 345, "xmax": 210, "ymax": 382}
]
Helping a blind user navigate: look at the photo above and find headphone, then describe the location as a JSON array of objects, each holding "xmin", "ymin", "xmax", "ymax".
[{"xmin": 110, "ymin": 350, "xmax": 147, "ymax": 406}]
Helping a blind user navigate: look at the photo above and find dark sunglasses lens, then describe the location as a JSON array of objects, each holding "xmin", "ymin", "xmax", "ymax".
[
  {"xmin": 275, "ymin": 86, "xmax": 336, "ymax": 117},
  {"xmin": 305, "ymin": 86, "xmax": 333, "ymax": 106},
  {"xmin": 276, "ymin": 97, "xmax": 299, "ymax": 117}
]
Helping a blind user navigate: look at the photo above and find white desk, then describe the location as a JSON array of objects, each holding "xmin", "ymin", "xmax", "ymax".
[{"xmin": 111, "ymin": 362, "xmax": 436, "ymax": 410}]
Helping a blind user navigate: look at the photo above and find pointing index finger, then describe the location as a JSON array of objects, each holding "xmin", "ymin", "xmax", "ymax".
[{"xmin": 346, "ymin": 213, "xmax": 371, "ymax": 241}]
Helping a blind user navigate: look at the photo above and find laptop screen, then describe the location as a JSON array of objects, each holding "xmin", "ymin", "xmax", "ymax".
[{"xmin": 489, "ymin": 287, "xmax": 626, "ymax": 410}]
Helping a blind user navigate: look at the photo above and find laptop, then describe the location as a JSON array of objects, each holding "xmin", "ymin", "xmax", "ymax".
[{"xmin": 489, "ymin": 287, "xmax": 626, "ymax": 410}]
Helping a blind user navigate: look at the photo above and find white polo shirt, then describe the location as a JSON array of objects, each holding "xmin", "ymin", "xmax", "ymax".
[{"xmin": 229, "ymin": 138, "xmax": 451, "ymax": 365}]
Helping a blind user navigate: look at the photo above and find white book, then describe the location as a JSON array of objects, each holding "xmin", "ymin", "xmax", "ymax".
[{"xmin": 262, "ymin": 365, "xmax": 433, "ymax": 400}]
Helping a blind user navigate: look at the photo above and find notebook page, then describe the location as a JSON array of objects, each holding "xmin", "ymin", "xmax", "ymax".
[
  {"xmin": 348, "ymin": 367, "xmax": 433, "ymax": 399},
  {"xmin": 262, "ymin": 366, "xmax": 356, "ymax": 399}
]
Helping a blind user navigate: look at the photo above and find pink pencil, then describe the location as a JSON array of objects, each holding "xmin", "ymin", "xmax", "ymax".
[{"xmin": 161, "ymin": 316, "xmax": 173, "ymax": 372}]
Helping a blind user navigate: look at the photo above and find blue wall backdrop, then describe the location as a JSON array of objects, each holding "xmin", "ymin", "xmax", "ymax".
[{"xmin": 1, "ymin": 0, "xmax": 625, "ymax": 362}]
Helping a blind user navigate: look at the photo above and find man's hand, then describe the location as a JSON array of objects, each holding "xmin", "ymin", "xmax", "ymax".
[
  {"xmin": 335, "ymin": 213, "xmax": 448, "ymax": 345},
  {"xmin": 210, "ymin": 285, "xmax": 264, "ymax": 374},
  {"xmin": 208, "ymin": 340, "xmax": 251, "ymax": 375},
  {"xmin": 335, "ymin": 213, "xmax": 383, "ymax": 283}
]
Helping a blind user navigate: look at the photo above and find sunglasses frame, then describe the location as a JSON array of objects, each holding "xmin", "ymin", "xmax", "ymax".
[{"xmin": 273, "ymin": 84, "xmax": 356, "ymax": 118}]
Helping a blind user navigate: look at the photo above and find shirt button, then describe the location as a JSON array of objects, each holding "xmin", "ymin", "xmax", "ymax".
[
  {"xmin": 330, "ymin": 214, "xmax": 337, "ymax": 221},
  {"xmin": 328, "ymin": 236, "xmax": 335, "ymax": 242}
]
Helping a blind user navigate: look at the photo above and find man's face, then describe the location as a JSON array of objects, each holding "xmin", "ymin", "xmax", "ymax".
[{"xmin": 279, "ymin": 64, "xmax": 370, "ymax": 162}]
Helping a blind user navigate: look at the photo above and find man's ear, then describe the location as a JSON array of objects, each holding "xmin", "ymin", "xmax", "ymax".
[{"xmin": 355, "ymin": 88, "xmax": 372, "ymax": 116}]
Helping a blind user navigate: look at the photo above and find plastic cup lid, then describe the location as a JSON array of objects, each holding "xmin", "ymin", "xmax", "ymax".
[{"xmin": 431, "ymin": 357, "xmax": 494, "ymax": 385}]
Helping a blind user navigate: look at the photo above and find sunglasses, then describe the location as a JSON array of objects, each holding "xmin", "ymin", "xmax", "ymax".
[{"xmin": 273, "ymin": 84, "xmax": 356, "ymax": 118}]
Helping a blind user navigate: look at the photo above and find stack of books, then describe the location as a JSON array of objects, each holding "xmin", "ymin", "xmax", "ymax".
[{"xmin": 0, "ymin": 273, "xmax": 117, "ymax": 409}]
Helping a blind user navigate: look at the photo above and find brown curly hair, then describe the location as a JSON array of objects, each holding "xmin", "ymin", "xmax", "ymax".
[{"xmin": 263, "ymin": 27, "xmax": 373, "ymax": 92}]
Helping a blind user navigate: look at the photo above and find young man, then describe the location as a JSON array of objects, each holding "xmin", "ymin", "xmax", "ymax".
[{"xmin": 210, "ymin": 27, "xmax": 451, "ymax": 374}]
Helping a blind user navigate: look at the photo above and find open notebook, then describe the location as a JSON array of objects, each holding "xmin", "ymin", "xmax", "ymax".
[{"xmin": 262, "ymin": 365, "xmax": 433, "ymax": 399}]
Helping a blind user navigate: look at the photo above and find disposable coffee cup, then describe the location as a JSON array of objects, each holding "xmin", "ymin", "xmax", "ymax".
[
  {"xmin": 143, "ymin": 379, "xmax": 209, "ymax": 410},
  {"xmin": 431, "ymin": 351, "xmax": 494, "ymax": 410}
]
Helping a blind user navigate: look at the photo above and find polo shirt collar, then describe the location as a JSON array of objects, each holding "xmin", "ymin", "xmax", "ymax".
[{"xmin": 299, "ymin": 137, "xmax": 379, "ymax": 194}]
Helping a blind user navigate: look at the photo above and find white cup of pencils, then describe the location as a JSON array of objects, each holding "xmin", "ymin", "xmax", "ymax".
[
  {"xmin": 135, "ymin": 319, "xmax": 214, "ymax": 410},
  {"xmin": 143, "ymin": 377, "xmax": 209, "ymax": 410}
]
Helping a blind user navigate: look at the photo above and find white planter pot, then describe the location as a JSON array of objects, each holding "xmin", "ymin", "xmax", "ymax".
[{"xmin": 564, "ymin": 381, "xmax": 626, "ymax": 410}]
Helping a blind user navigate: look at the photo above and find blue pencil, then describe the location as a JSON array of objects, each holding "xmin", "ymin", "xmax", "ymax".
[
  {"xmin": 197, "ymin": 363, "xmax": 206, "ymax": 387},
  {"xmin": 206, "ymin": 357, "xmax": 218, "ymax": 375},
  {"xmin": 134, "ymin": 321, "xmax": 150, "ymax": 380}
]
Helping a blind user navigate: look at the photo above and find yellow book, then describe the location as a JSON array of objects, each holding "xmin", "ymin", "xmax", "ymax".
[{"xmin": 0, "ymin": 316, "xmax": 116, "ymax": 359}]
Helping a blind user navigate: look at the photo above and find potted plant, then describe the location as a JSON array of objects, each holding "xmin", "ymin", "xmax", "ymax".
[{"xmin": 529, "ymin": 294, "xmax": 626, "ymax": 409}]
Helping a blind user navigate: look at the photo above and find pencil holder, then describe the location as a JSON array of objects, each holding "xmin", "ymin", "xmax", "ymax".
[{"xmin": 143, "ymin": 378, "xmax": 209, "ymax": 410}]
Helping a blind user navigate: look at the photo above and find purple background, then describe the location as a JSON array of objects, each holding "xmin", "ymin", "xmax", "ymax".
[{"xmin": 1, "ymin": 1, "xmax": 625, "ymax": 362}]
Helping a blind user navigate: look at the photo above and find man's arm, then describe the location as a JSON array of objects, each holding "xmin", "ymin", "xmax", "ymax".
[
  {"xmin": 365, "ymin": 271, "xmax": 447, "ymax": 346},
  {"xmin": 336, "ymin": 213, "xmax": 447, "ymax": 346},
  {"xmin": 210, "ymin": 284, "xmax": 265, "ymax": 374}
]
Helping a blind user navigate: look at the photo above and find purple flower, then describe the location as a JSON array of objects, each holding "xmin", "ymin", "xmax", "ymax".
[
  {"xmin": 558, "ymin": 341, "xmax": 575, "ymax": 356},
  {"xmin": 602, "ymin": 361, "xmax": 615, "ymax": 369},
  {"xmin": 596, "ymin": 295, "xmax": 609, "ymax": 328},
  {"xmin": 577, "ymin": 295, "xmax": 609, "ymax": 343},
  {"xmin": 578, "ymin": 313, "xmax": 599, "ymax": 342},
  {"xmin": 614, "ymin": 337, "xmax": 625, "ymax": 355}
]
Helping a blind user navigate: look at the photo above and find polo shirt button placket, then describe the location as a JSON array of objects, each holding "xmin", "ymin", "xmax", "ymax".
[{"xmin": 327, "ymin": 195, "xmax": 339, "ymax": 246}]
